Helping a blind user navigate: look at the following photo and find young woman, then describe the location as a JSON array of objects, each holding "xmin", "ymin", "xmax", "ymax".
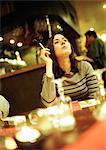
[{"xmin": 40, "ymin": 33, "xmax": 99, "ymax": 107}]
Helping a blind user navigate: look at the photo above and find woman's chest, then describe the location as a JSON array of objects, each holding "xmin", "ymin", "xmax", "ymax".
[{"xmin": 62, "ymin": 74, "xmax": 88, "ymax": 93}]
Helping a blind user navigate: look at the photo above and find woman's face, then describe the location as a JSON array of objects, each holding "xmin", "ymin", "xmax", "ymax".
[{"xmin": 53, "ymin": 34, "xmax": 72, "ymax": 58}]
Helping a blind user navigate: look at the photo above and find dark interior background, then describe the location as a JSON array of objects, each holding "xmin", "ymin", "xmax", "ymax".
[{"xmin": 0, "ymin": 1, "xmax": 82, "ymax": 116}]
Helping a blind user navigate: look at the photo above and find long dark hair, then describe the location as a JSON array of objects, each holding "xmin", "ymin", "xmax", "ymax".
[{"xmin": 47, "ymin": 32, "xmax": 79, "ymax": 79}]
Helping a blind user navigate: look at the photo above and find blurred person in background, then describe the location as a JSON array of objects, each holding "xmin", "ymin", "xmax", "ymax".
[
  {"xmin": 85, "ymin": 30, "xmax": 106, "ymax": 69},
  {"xmin": 84, "ymin": 30, "xmax": 106, "ymax": 87},
  {"xmin": 0, "ymin": 95, "xmax": 10, "ymax": 119}
]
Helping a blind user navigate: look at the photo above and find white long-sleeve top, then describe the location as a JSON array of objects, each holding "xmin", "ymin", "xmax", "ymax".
[{"xmin": 41, "ymin": 61, "xmax": 99, "ymax": 107}]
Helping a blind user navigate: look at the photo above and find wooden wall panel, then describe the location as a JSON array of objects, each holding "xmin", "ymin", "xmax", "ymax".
[{"xmin": 0, "ymin": 64, "xmax": 45, "ymax": 116}]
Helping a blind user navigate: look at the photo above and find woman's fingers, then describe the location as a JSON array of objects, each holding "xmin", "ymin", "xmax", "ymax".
[
  {"xmin": 40, "ymin": 48, "xmax": 50, "ymax": 57},
  {"xmin": 40, "ymin": 48, "xmax": 51, "ymax": 62}
]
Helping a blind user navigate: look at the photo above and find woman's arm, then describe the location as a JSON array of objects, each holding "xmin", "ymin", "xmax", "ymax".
[
  {"xmin": 82, "ymin": 61, "xmax": 99, "ymax": 99},
  {"xmin": 40, "ymin": 48, "xmax": 59, "ymax": 107},
  {"xmin": 40, "ymin": 74, "xmax": 59, "ymax": 107}
]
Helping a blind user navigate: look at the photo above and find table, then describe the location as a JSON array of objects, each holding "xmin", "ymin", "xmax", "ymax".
[{"xmin": 0, "ymin": 99, "xmax": 104, "ymax": 150}]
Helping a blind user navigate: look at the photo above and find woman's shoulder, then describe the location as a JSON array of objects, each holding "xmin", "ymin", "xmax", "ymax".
[
  {"xmin": 80, "ymin": 60, "xmax": 92, "ymax": 67},
  {"xmin": 78, "ymin": 61, "xmax": 94, "ymax": 73}
]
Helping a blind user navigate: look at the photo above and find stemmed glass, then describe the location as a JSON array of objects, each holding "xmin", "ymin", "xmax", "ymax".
[{"xmin": 52, "ymin": 77, "xmax": 76, "ymax": 131}]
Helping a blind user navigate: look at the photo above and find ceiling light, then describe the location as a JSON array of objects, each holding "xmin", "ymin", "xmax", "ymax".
[
  {"xmin": 17, "ymin": 42, "xmax": 23, "ymax": 47},
  {"xmin": 103, "ymin": 4, "xmax": 106, "ymax": 9},
  {"xmin": 100, "ymin": 34, "xmax": 106, "ymax": 41},
  {"xmin": 89, "ymin": 28, "xmax": 94, "ymax": 31},
  {"xmin": 10, "ymin": 39, "xmax": 15, "ymax": 44},
  {"xmin": 0, "ymin": 36, "xmax": 3, "ymax": 41}
]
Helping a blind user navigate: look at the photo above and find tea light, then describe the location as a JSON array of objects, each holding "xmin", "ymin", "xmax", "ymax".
[{"xmin": 15, "ymin": 125, "xmax": 41, "ymax": 143}]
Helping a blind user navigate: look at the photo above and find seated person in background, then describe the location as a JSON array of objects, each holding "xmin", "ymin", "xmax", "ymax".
[
  {"xmin": 0, "ymin": 95, "xmax": 10, "ymax": 118},
  {"xmin": 40, "ymin": 33, "xmax": 99, "ymax": 107}
]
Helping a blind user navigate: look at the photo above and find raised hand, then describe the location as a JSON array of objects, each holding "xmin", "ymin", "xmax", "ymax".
[
  {"xmin": 40, "ymin": 48, "xmax": 52, "ymax": 64},
  {"xmin": 40, "ymin": 48, "xmax": 53, "ymax": 77}
]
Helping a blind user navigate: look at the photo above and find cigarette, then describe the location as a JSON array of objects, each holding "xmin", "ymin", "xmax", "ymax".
[
  {"xmin": 33, "ymin": 39, "xmax": 45, "ymax": 49},
  {"xmin": 39, "ymin": 42, "xmax": 45, "ymax": 49}
]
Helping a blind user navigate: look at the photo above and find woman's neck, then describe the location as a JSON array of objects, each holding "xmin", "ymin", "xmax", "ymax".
[{"xmin": 57, "ymin": 57, "xmax": 71, "ymax": 74}]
